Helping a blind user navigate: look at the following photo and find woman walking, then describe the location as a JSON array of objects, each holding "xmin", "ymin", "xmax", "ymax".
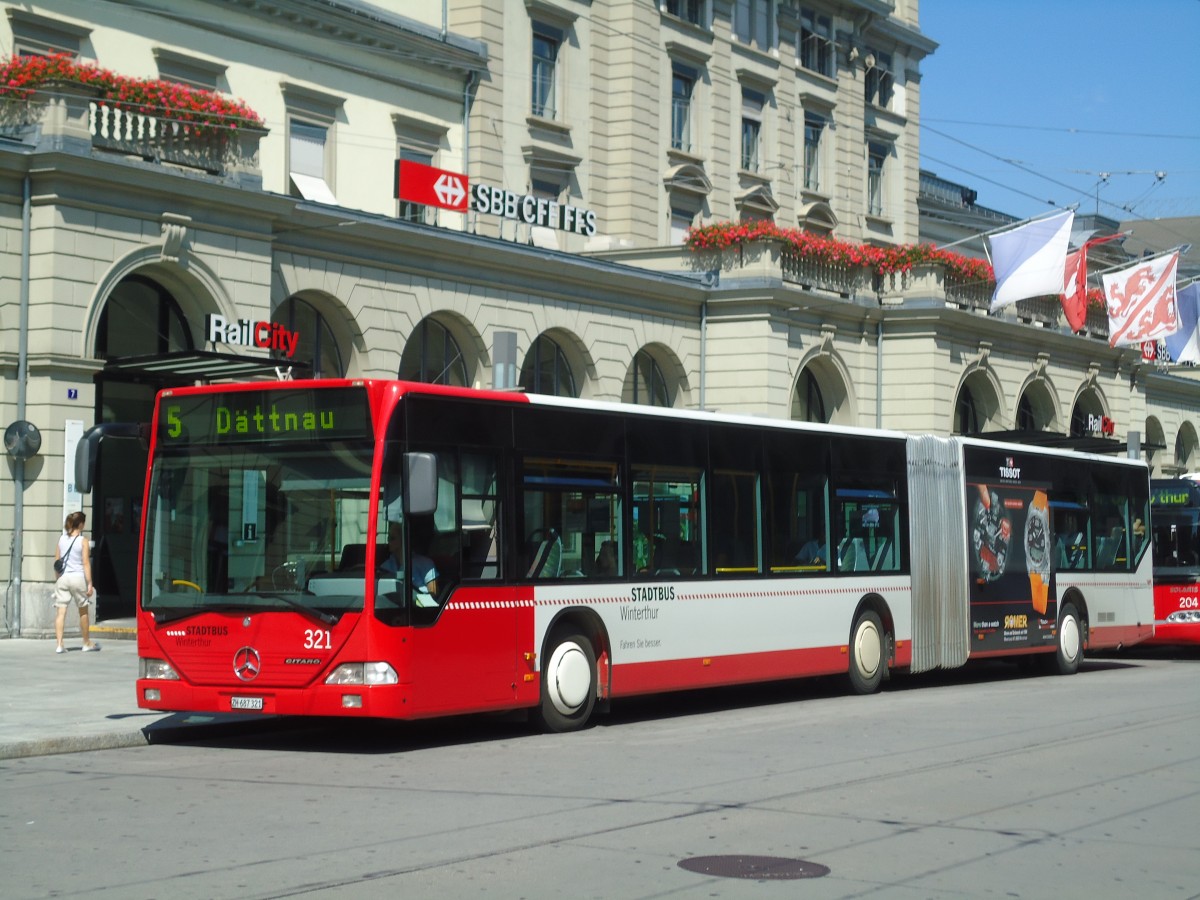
[{"xmin": 53, "ymin": 511, "xmax": 98, "ymax": 653}]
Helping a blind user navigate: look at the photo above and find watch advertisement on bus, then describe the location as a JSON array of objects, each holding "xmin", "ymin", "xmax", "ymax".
[{"xmin": 967, "ymin": 475, "xmax": 1058, "ymax": 653}]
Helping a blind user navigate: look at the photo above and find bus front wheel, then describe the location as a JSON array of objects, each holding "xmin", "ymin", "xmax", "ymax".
[
  {"xmin": 848, "ymin": 610, "xmax": 886, "ymax": 695},
  {"xmin": 1052, "ymin": 602, "xmax": 1082, "ymax": 676},
  {"xmin": 536, "ymin": 629, "xmax": 597, "ymax": 733}
]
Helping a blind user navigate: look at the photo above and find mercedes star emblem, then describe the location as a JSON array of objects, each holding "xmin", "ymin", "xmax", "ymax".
[{"xmin": 233, "ymin": 646, "xmax": 261, "ymax": 682}]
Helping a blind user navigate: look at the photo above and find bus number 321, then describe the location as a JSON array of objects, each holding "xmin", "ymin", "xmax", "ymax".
[{"xmin": 304, "ymin": 629, "xmax": 331, "ymax": 650}]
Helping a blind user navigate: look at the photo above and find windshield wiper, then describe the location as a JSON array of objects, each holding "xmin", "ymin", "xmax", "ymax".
[
  {"xmin": 152, "ymin": 602, "xmax": 247, "ymax": 625},
  {"xmin": 254, "ymin": 592, "xmax": 340, "ymax": 625},
  {"xmin": 150, "ymin": 596, "xmax": 339, "ymax": 626}
]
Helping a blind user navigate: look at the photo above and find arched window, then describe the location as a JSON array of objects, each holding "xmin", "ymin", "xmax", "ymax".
[
  {"xmin": 955, "ymin": 384, "xmax": 980, "ymax": 435},
  {"xmin": 791, "ymin": 368, "xmax": 827, "ymax": 423},
  {"xmin": 97, "ymin": 275, "xmax": 192, "ymax": 358},
  {"xmin": 399, "ymin": 317, "xmax": 468, "ymax": 386},
  {"xmin": 520, "ymin": 334, "xmax": 576, "ymax": 397},
  {"xmin": 1016, "ymin": 394, "xmax": 1036, "ymax": 431},
  {"xmin": 272, "ymin": 296, "xmax": 344, "ymax": 378},
  {"xmin": 1070, "ymin": 392, "xmax": 1103, "ymax": 437},
  {"xmin": 629, "ymin": 349, "xmax": 671, "ymax": 407}
]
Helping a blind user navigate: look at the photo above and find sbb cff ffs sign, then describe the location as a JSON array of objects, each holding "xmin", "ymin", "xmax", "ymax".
[{"xmin": 394, "ymin": 159, "xmax": 598, "ymax": 236}]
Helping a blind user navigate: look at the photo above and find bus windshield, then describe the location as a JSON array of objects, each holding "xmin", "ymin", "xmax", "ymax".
[
  {"xmin": 141, "ymin": 439, "xmax": 375, "ymax": 622},
  {"xmin": 1151, "ymin": 507, "xmax": 1200, "ymax": 575}
]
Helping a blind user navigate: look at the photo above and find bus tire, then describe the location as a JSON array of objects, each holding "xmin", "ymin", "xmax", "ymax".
[
  {"xmin": 848, "ymin": 610, "xmax": 886, "ymax": 695},
  {"xmin": 536, "ymin": 629, "xmax": 597, "ymax": 732},
  {"xmin": 1052, "ymin": 602, "xmax": 1082, "ymax": 676}
]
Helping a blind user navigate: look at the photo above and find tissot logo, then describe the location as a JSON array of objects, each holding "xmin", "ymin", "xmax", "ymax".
[{"xmin": 998, "ymin": 456, "xmax": 1022, "ymax": 480}]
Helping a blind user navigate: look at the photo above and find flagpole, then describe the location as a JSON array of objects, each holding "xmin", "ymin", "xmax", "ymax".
[
  {"xmin": 935, "ymin": 206, "xmax": 1077, "ymax": 252},
  {"xmin": 1089, "ymin": 244, "xmax": 1189, "ymax": 278}
]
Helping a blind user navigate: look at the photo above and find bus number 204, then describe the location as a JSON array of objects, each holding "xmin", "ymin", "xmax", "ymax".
[
  {"xmin": 304, "ymin": 629, "xmax": 331, "ymax": 649},
  {"xmin": 1178, "ymin": 596, "xmax": 1200, "ymax": 610}
]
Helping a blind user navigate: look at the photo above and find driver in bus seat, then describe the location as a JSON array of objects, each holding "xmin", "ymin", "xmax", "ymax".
[
  {"xmin": 379, "ymin": 520, "xmax": 439, "ymax": 607},
  {"xmin": 796, "ymin": 530, "xmax": 827, "ymax": 568}
]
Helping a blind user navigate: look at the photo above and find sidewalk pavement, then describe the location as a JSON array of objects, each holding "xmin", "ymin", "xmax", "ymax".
[{"xmin": 0, "ymin": 620, "xmax": 272, "ymax": 759}]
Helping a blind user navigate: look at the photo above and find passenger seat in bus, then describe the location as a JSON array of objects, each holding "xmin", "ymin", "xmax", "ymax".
[
  {"xmin": 1097, "ymin": 526, "xmax": 1125, "ymax": 568},
  {"xmin": 870, "ymin": 538, "xmax": 892, "ymax": 571},
  {"xmin": 526, "ymin": 529, "xmax": 562, "ymax": 578},
  {"xmin": 838, "ymin": 537, "xmax": 870, "ymax": 572},
  {"xmin": 462, "ymin": 526, "xmax": 499, "ymax": 579}
]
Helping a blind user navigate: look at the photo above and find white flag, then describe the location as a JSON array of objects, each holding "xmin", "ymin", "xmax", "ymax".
[
  {"xmin": 1102, "ymin": 252, "xmax": 1180, "ymax": 347},
  {"xmin": 988, "ymin": 210, "xmax": 1074, "ymax": 310}
]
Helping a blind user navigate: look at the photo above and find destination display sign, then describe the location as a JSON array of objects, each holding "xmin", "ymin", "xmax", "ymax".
[{"xmin": 158, "ymin": 387, "xmax": 372, "ymax": 446}]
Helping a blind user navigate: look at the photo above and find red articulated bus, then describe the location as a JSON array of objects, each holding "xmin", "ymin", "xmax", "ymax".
[
  {"xmin": 1148, "ymin": 478, "xmax": 1200, "ymax": 644},
  {"xmin": 77, "ymin": 379, "xmax": 1154, "ymax": 731}
]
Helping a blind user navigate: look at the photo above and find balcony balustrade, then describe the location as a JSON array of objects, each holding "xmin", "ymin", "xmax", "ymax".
[
  {"xmin": 780, "ymin": 243, "xmax": 874, "ymax": 298},
  {"xmin": 2, "ymin": 81, "xmax": 263, "ymax": 187}
]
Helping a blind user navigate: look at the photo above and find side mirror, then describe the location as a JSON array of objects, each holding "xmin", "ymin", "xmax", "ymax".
[
  {"xmin": 404, "ymin": 452, "xmax": 438, "ymax": 517},
  {"xmin": 75, "ymin": 423, "xmax": 148, "ymax": 493}
]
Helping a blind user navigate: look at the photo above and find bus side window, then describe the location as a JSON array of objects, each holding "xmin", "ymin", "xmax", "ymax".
[
  {"xmin": 763, "ymin": 431, "xmax": 830, "ymax": 575},
  {"xmin": 1049, "ymin": 493, "xmax": 1089, "ymax": 570},
  {"xmin": 833, "ymin": 487, "xmax": 902, "ymax": 574},
  {"xmin": 521, "ymin": 457, "xmax": 622, "ymax": 579},
  {"xmin": 711, "ymin": 469, "xmax": 760, "ymax": 575},
  {"xmin": 460, "ymin": 452, "xmax": 502, "ymax": 581},
  {"xmin": 631, "ymin": 466, "xmax": 702, "ymax": 577}
]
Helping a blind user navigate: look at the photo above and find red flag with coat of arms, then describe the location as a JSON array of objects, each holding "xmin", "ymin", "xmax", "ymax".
[
  {"xmin": 1060, "ymin": 233, "xmax": 1124, "ymax": 333},
  {"xmin": 1102, "ymin": 252, "xmax": 1180, "ymax": 347},
  {"xmin": 1061, "ymin": 247, "xmax": 1089, "ymax": 332}
]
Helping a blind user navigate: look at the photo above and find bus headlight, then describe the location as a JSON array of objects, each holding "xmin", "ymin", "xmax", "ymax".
[
  {"xmin": 324, "ymin": 662, "xmax": 398, "ymax": 685},
  {"xmin": 1165, "ymin": 610, "xmax": 1200, "ymax": 624},
  {"xmin": 139, "ymin": 658, "xmax": 180, "ymax": 680}
]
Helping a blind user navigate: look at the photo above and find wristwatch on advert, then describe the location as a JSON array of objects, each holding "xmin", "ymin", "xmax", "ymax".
[{"xmin": 1025, "ymin": 490, "xmax": 1050, "ymax": 615}]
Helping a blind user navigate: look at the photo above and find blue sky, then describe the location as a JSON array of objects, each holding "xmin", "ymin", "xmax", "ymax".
[{"xmin": 918, "ymin": 0, "xmax": 1200, "ymax": 225}]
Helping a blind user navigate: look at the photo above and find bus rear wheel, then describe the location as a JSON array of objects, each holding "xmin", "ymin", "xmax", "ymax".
[
  {"xmin": 1052, "ymin": 602, "xmax": 1082, "ymax": 675},
  {"xmin": 848, "ymin": 610, "xmax": 886, "ymax": 695},
  {"xmin": 536, "ymin": 629, "xmax": 597, "ymax": 733}
]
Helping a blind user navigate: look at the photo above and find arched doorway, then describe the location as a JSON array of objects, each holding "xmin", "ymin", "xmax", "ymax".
[{"xmin": 92, "ymin": 274, "xmax": 194, "ymax": 618}]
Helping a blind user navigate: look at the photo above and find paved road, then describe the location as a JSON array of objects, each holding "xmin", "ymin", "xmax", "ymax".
[{"xmin": 2, "ymin": 649, "xmax": 1197, "ymax": 898}]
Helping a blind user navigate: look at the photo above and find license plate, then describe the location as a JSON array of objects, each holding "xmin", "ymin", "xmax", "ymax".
[{"xmin": 231, "ymin": 696, "xmax": 263, "ymax": 711}]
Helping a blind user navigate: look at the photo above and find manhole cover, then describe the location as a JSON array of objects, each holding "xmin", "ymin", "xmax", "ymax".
[{"xmin": 677, "ymin": 855, "xmax": 830, "ymax": 880}]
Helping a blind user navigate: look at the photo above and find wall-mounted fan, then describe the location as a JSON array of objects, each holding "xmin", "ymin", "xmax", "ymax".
[{"xmin": 4, "ymin": 420, "xmax": 42, "ymax": 460}]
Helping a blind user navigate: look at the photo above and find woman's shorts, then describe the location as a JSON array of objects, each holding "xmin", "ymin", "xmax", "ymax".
[{"xmin": 54, "ymin": 573, "xmax": 89, "ymax": 608}]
